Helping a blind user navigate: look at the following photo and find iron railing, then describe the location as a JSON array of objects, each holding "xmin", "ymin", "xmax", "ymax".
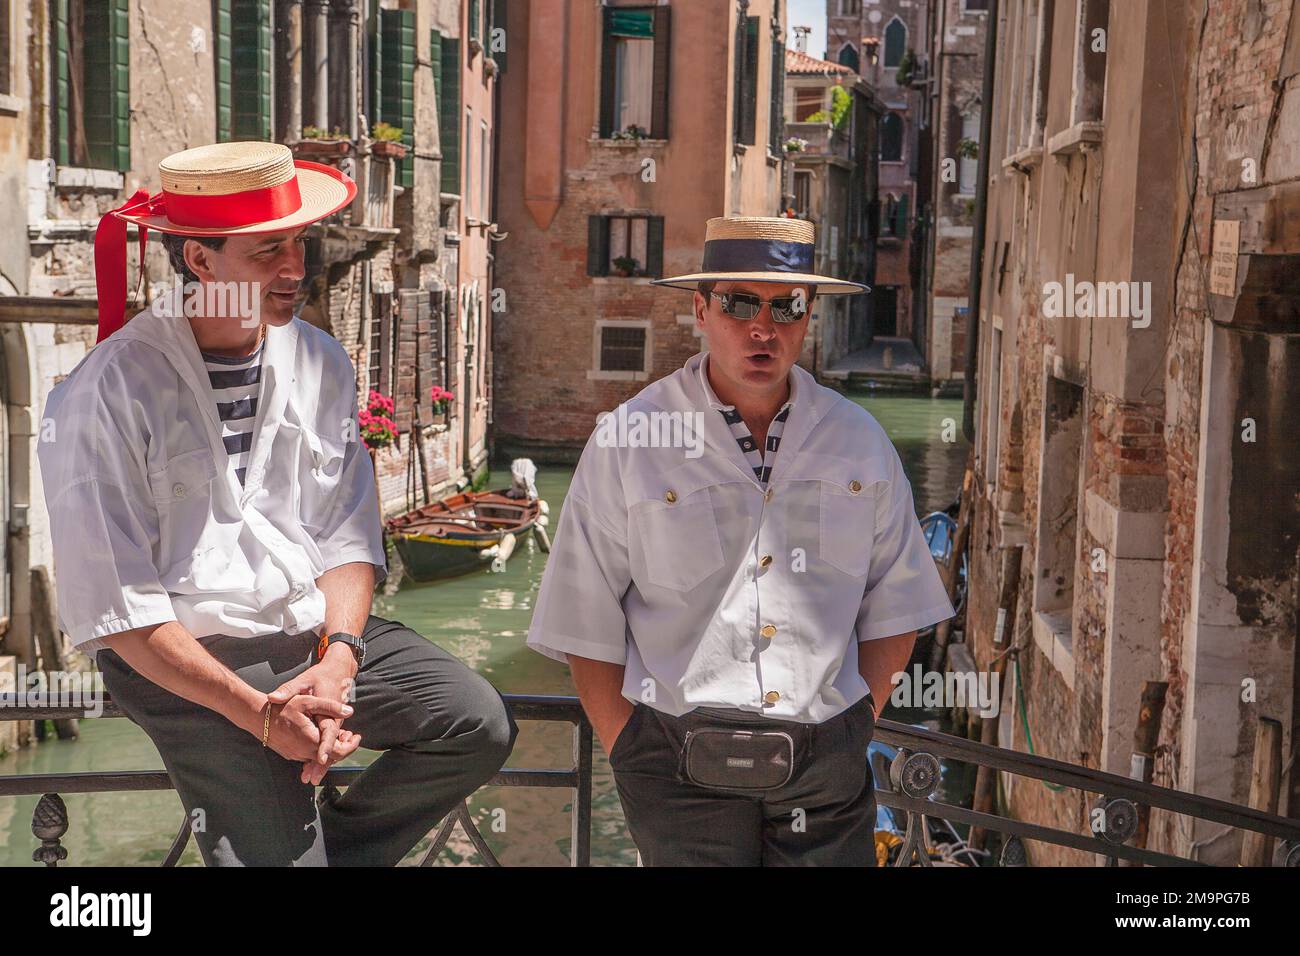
[
  {"xmin": 2, "ymin": 696, "xmax": 1298, "ymax": 866},
  {"xmin": 0, "ymin": 693, "xmax": 592, "ymax": 867}
]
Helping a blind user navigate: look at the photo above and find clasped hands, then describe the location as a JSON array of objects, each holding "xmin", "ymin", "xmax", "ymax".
[{"xmin": 259, "ymin": 642, "xmax": 362, "ymax": 785}]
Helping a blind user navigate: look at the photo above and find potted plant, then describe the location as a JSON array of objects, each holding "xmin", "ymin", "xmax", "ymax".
[
  {"xmin": 429, "ymin": 384, "xmax": 455, "ymax": 419},
  {"xmin": 610, "ymin": 124, "xmax": 649, "ymax": 142},
  {"xmin": 371, "ymin": 122, "xmax": 408, "ymax": 159},
  {"xmin": 783, "ymin": 136, "xmax": 809, "ymax": 154},
  {"xmin": 359, "ymin": 390, "xmax": 398, "ymax": 451},
  {"xmin": 612, "ymin": 256, "xmax": 639, "ymax": 277},
  {"xmin": 295, "ymin": 125, "xmax": 353, "ymax": 156}
]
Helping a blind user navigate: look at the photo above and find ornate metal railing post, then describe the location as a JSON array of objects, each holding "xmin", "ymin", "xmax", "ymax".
[{"xmin": 32, "ymin": 792, "xmax": 69, "ymax": 867}]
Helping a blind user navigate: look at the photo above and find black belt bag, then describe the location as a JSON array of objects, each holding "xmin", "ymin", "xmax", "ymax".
[{"xmin": 678, "ymin": 726, "xmax": 796, "ymax": 792}]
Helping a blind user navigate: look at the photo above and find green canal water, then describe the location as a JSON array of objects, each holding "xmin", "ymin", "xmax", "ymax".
[{"xmin": 0, "ymin": 392, "xmax": 968, "ymax": 866}]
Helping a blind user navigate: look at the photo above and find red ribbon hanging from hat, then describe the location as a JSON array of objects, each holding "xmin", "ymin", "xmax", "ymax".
[{"xmin": 93, "ymin": 188, "xmax": 161, "ymax": 344}]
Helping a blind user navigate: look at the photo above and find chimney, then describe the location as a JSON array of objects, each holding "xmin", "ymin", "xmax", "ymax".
[{"xmin": 792, "ymin": 25, "xmax": 810, "ymax": 54}]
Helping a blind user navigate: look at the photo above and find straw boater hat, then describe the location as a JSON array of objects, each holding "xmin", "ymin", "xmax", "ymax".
[
  {"xmin": 93, "ymin": 141, "xmax": 357, "ymax": 342},
  {"xmin": 650, "ymin": 216, "xmax": 868, "ymax": 295}
]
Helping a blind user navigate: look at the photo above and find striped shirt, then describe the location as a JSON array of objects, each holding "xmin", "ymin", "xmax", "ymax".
[
  {"xmin": 199, "ymin": 340, "xmax": 264, "ymax": 487},
  {"xmin": 695, "ymin": 351, "xmax": 794, "ymax": 486}
]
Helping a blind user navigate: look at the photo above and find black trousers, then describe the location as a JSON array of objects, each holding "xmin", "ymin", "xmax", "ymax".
[
  {"xmin": 609, "ymin": 694, "xmax": 879, "ymax": 866},
  {"xmin": 99, "ymin": 614, "xmax": 518, "ymax": 866}
]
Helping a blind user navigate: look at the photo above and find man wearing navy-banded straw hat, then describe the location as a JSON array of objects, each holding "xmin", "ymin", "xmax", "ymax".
[{"xmin": 528, "ymin": 215, "xmax": 954, "ymax": 865}]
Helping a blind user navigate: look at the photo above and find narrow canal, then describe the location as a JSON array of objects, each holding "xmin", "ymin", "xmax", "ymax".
[{"xmin": 0, "ymin": 392, "xmax": 969, "ymax": 866}]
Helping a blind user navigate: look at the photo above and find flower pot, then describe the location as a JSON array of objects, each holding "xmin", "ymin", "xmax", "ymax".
[
  {"xmin": 372, "ymin": 141, "xmax": 407, "ymax": 159},
  {"xmin": 294, "ymin": 138, "xmax": 352, "ymax": 157}
]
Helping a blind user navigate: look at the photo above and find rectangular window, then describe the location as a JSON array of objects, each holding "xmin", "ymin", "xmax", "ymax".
[
  {"xmin": 587, "ymin": 214, "xmax": 664, "ymax": 277},
  {"xmin": 599, "ymin": 325, "xmax": 647, "ymax": 373},
  {"xmin": 794, "ymin": 87, "xmax": 823, "ymax": 122},
  {"xmin": 470, "ymin": 0, "xmax": 481, "ymax": 42},
  {"xmin": 600, "ymin": 6, "xmax": 671, "ymax": 139},
  {"xmin": 964, "ymin": 0, "xmax": 990, "ymax": 11},
  {"xmin": 793, "ymin": 170, "xmax": 812, "ymax": 218},
  {"xmin": 55, "ymin": 0, "xmax": 130, "ymax": 170},
  {"xmin": 368, "ymin": 293, "xmax": 393, "ymax": 397},
  {"xmin": 215, "ymin": 0, "xmax": 272, "ymax": 142},
  {"xmin": 1070, "ymin": 0, "xmax": 1107, "ymax": 125},
  {"xmin": 1033, "ymin": 375, "xmax": 1085, "ymax": 643},
  {"xmin": 958, "ymin": 110, "xmax": 979, "ymax": 194},
  {"xmin": 381, "ymin": 8, "xmax": 416, "ymax": 188},
  {"xmin": 435, "ymin": 32, "xmax": 461, "ymax": 195},
  {"xmin": 480, "ymin": 121, "xmax": 489, "ymax": 220}
]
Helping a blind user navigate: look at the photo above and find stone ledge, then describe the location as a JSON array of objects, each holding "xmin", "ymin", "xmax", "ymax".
[
  {"xmin": 586, "ymin": 369, "xmax": 648, "ymax": 382},
  {"xmin": 1083, "ymin": 488, "xmax": 1167, "ymax": 560},
  {"xmin": 1033, "ymin": 608, "xmax": 1075, "ymax": 691},
  {"xmin": 54, "ymin": 166, "xmax": 125, "ymax": 192},
  {"xmin": 0, "ymin": 93, "xmax": 22, "ymax": 115},
  {"xmin": 1048, "ymin": 121, "xmax": 1104, "ymax": 158}
]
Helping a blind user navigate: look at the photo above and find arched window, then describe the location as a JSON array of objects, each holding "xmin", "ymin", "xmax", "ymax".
[
  {"xmin": 837, "ymin": 43, "xmax": 860, "ymax": 74},
  {"xmin": 880, "ymin": 112, "xmax": 903, "ymax": 161},
  {"xmin": 883, "ymin": 16, "xmax": 906, "ymax": 68}
]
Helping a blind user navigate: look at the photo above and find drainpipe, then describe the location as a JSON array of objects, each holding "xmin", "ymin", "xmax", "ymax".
[{"xmin": 962, "ymin": 0, "xmax": 998, "ymax": 443}]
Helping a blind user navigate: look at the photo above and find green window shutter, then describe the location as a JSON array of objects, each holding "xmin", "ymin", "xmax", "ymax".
[
  {"xmin": 650, "ymin": 7, "xmax": 671, "ymax": 139},
  {"xmin": 84, "ymin": 0, "xmax": 131, "ymax": 170},
  {"xmin": 732, "ymin": 14, "xmax": 744, "ymax": 143},
  {"xmin": 769, "ymin": 38, "xmax": 784, "ymax": 154},
  {"xmin": 599, "ymin": 8, "xmax": 616, "ymax": 137},
  {"xmin": 53, "ymin": 0, "xmax": 70, "ymax": 166},
  {"xmin": 645, "ymin": 216, "xmax": 664, "ymax": 278},
  {"xmin": 587, "ymin": 216, "xmax": 608, "ymax": 276},
  {"xmin": 381, "ymin": 8, "xmax": 416, "ymax": 187},
  {"xmin": 214, "ymin": 0, "xmax": 232, "ymax": 141},
  {"xmin": 370, "ymin": 1, "xmax": 382, "ymax": 128},
  {"xmin": 741, "ymin": 16, "xmax": 759, "ymax": 145},
  {"xmin": 230, "ymin": 0, "xmax": 271, "ymax": 141},
  {"xmin": 438, "ymin": 34, "xmax": 461, "ymax": 194},
  {"xmin": 491, "ymin": 0, "xmax": 507, "ymax": 72},
  {"xmin": 470, "ymin": 0, "xmax": 481, "ymax": 41},
  {"xmin": 430, "ymin": 28, "xmax": 443, "ymax": 120}
]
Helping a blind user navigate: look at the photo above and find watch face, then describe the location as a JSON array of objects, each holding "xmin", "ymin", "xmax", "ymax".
[{"xmin": 317, "ymin": 634, "xmax": 330, "ymax": 660}]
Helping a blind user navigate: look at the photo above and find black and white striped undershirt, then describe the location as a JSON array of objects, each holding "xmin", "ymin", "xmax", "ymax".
[
  {"xmin": 718, "ymin": 402, "xmax": 792, "ymax": 485},
  {"xmin": 199, "ymin": 340, "xmax": 263, "ymax": 487}
]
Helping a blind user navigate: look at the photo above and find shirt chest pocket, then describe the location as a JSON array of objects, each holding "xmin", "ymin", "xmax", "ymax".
[
  {"xmin": 147, "ymin": 448, "xmax": 220, "ymax": 564},
  {"xmin": 628, "ymin": 463, "xmax": 728, "ymax": 592},
  {"xmin": 148, "ymin": 448, "xmax": 219, "ymax": 506},
  {"xmin": 783, "ymin": 453, "xmax": 891, "ymax": 579}
]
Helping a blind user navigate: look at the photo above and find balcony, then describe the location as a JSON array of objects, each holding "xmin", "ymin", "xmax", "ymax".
[
  {"xmin": 784, "ymin": 121, "xmax": 853, "ymax": 163},
  {"xmin": 290, "ymin": 137, "xmax": 403, "ymax": 264}
]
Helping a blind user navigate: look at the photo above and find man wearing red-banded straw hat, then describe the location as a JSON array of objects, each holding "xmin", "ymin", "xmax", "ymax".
[{"xmin": 37, "ymin": 142, "xmax": 516, "ymax": 866}]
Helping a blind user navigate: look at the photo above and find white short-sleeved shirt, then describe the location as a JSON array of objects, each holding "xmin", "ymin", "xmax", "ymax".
[
  {"xmin": 35, "ymin": 295, "xmax": 388, "ymax": 655},
  {"xmin": 526, "ymin": 351, "xmax": 955, "ymax": 724}
]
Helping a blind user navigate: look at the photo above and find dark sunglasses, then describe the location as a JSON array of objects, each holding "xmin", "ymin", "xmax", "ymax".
[{"xmin": 708, "ymin": 291, "xmax": 809, "ymax": 324}]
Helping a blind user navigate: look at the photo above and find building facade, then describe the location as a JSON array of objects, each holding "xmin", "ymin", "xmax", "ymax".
[
  {"xmin": 967, "ymin": 0, "xmax": 1300, "ymax": 864},
  {"xmin": 783, "ymin": 45, "xmax": 880, "ymax": 373},
  {"xmin": 492, "ymin": 0, "xmax": 788, "ymax": 459},
  {"xmin": 827, "ymin": 0, "xmax": 933, "ymax": 349},
  {"xmin": 0, "ymin": 0, "xmax": 491, "ymax": 686},
  {"xmin": 920, "ymin": 0, "xmax": 986, "ymax": 391}
]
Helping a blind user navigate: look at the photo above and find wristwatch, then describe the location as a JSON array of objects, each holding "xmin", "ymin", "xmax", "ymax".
[{"xmin": 316, "ymin": 630, "xmax": 366, "ymax": 668}]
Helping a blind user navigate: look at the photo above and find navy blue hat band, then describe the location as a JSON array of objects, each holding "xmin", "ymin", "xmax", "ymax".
[{"xmin": 700, "ymin": 238, "xmax": 814, "ymax": 274}]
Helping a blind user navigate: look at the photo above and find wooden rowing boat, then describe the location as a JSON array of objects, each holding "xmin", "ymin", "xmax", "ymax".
[{"xmin": 385, "ymin": 489, "xmax": 542, "ymax": 582}]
